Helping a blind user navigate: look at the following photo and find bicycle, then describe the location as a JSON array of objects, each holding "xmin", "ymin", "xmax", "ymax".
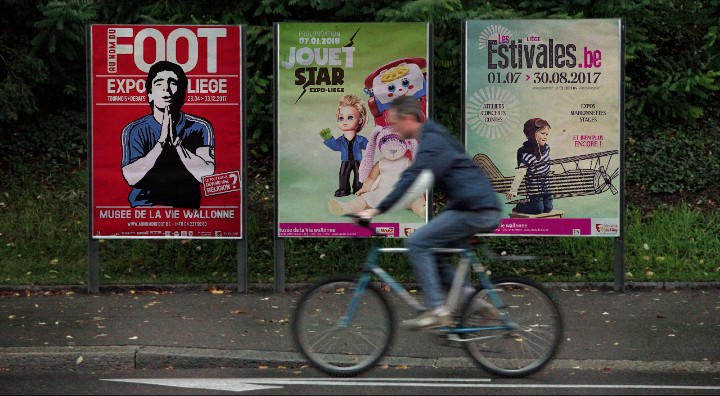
[{"xmin": 291, "ymin": 216, "xmax": 563, "ymax": 378}]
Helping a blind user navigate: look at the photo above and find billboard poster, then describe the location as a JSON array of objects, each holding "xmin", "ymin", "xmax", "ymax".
[
  {"xmin": 276, "ymin": 22, "xmax": 430, "ymax": 238},
  {"xmin": 464, "ymin": 19, "xmax": 622, "ymax": 237},
  {"xmin": 89, "ymin": 25, "xmax": 244, "ymax": 238}
]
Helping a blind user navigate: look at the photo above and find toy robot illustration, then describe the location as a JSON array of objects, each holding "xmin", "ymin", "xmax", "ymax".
[{"xmin": 363, "ymin": 57, "xmax": 428, "ymax": 128}]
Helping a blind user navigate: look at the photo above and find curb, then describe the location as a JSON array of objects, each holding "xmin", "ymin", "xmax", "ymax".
[{"xmin": 2, "ymin": 346, "xmax": 719, "ymax": 373}]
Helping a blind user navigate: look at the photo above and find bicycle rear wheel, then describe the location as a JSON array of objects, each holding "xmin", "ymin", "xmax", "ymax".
[
  {"xmin": 292, "ymin": 276, "xmax": 394, "ymax": 376},
  {"xmin": 461, "ymin": 276, "xmax": 562, "ymax": 377}
]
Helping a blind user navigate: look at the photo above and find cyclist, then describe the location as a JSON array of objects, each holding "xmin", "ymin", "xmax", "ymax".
[{"xmin": 357, "ymin": 96, "xmax": 502, "ymax": 330}]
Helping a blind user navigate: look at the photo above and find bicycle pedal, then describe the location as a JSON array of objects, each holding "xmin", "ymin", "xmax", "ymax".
[
  {"xmin": 430, "ymin": 332, "xmax": 464, "ymax": 348},
  {"xmin": 445, "ymin": 333, "xmax": 463, "ymax": 342}
]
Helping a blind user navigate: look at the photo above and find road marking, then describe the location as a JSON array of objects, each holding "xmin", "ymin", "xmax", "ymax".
[
  {"xmin": 104, "ymin": 379, "xmax": 281, "ymax": 392},
  {"xmin": 103, "ymin": 378, "xmax": 720, "ymax": 393}
]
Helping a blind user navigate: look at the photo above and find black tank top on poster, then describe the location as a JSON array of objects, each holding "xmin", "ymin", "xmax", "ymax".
[{"xmin": 134, "ymin": 146, "xmax": 201, "ymax": 209}]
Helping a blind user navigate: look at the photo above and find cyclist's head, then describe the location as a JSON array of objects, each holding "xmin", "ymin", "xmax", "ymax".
[
  {"xmin": 388, "ymin": 96, "xmax": 424, "ymax": 139},
  {"xmin": 389, "ymin": 96, "xmax": 424, "ymax": 122}
]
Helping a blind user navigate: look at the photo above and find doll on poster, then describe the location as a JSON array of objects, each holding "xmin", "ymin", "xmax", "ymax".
[
  {"xmin": 319, "ymin": 94, "xmax": 369, "ymax": 197},
  {"xmin": 506, "ymin": 118, "xmax": 554, "ymax": 214},
  {"xmin": 328, "ymin": 126, "xmax": 425, "ymax": 218}
]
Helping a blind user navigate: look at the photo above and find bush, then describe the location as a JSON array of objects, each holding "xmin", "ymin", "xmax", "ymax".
[{"xmin": 626, "ymin": 117, "xmax": 720, "ymax": 193}]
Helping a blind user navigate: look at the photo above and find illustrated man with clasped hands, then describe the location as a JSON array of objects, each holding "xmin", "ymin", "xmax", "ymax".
[{"xmin": 121, "ymin": 61, "xmax": 216, "ymax": 209}]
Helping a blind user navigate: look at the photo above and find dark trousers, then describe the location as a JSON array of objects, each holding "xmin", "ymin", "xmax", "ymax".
[
  {"xmin": 514, "ymin": 194, "xmax": 553, "ymax": 214},
  {"xmin": 335, "ymin": 160, "xmax": 362, "ymax": 197}
]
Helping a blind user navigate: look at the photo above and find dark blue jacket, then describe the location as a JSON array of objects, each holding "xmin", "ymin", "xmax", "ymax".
[
  {"xmin": 323, "ymin": 135, "xmax": 369, "ymax": 161},
  {"xmin": 377, "ymin": 119, "xmax": 501, "ymax": 213}
]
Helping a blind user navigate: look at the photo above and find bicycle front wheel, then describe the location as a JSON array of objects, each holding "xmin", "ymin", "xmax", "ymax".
[
  {"xmin": 461, "ymin": 276, "xmax": 563, "ymax": 377},
  {"xmin": 292, "ymin": 276, "xmax": 394, "ymax": 376}
]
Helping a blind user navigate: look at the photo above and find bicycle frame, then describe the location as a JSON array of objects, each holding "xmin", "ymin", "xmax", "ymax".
[{"xmin": 341, "ymin": 240, "xmax": 516, "ymax": 334}]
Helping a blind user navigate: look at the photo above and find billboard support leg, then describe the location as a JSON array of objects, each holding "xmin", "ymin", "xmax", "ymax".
[
  {"xmin": 88, "ymin": 238, "xmax": 100, "ymax": 294},
  {"xmin": 237, "ymin": 239, "xmax": 248, "ymax": 293},
  {"xmin": 613, "ymin": 236, "xmax": 625, "ymax": 292},
  {"xmin": 274, "ymin": 237, "xmax": 285, "ymax": 293}
]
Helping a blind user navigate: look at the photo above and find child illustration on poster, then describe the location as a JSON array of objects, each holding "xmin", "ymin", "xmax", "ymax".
[
  {"xmin": 505, "ymin": 117, "xmax": 553, "ymax": 215},
  {"xmin": 276, "ymin": 22, "xmax": 430, "ymax": 237}
]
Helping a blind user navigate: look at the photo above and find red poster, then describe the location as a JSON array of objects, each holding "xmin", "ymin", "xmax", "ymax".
[{"xmin": 89, "ymin": 25, "xmax": 243, "ymax": 238}]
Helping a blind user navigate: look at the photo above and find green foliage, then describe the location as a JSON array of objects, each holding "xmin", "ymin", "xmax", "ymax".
[
  {"xmin": 626, "ymin": 117, "xmax": 720, "ymax": 193},
  {"xmin": 0, "ymin": 109, "xmax": 87, "ymax": 169},
  {"xmin": 625, "ymin": 204, "xmax": 720, "ymax": 281},
  {"xmin": 0, "ymin": 1, "xmax": 48, "ymax": 123},
  {"xmin": 0, "ymin": 45, "xmax": 48, "ymax": 123},
  {"xmin": 3, "ymin": 175, "xmax": 719, "ymax": 284},
  {"xmin": 32, "ymin": 0, "xmax": 95, "ymax": 60},
  {"xmin": 620, "ymin": 1, "xmax": 720, "ymax": 126}
]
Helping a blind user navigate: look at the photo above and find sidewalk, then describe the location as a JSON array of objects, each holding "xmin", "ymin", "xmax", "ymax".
[{"xmin": 1, "ymin": 283, "xmax": 719, "ymax": 373}]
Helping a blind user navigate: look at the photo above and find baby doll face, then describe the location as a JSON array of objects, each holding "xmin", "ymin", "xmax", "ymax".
[
  {"xmin": 337, "ymin": 106, "xmax": 362, "ymax": 133},
  {"xmin": 535, "ymin": 126, "xmax": 549, "ymax": 147},
  {"xmin": 378, "ymin": 132, "xmax": 407, "ymax": 161}
]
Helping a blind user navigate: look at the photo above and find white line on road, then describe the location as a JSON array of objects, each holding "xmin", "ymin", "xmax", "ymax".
[{"xmin": 103, "ymin": 378, "xmax": 720, "ymax": 393}]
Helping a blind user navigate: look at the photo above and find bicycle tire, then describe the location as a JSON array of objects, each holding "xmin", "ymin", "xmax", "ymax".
[
  {"xmin": 461, "ymin": 276, "xmax": 563, "ymax": 377},
  {"xmin": 292, "ymin": 275, "xmax": 395, "ymax": 376}
]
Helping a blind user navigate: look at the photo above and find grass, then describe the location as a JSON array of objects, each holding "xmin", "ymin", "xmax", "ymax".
[{"xmin": 1, "ymin": 164, "xmax": 719, "ymax": 287}]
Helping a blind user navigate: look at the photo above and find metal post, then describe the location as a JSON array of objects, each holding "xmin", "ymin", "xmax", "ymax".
[
  {"xmin": 614, "ymin": 19, "xmax": 627, "ymax": 293},
  {"xmin": 274, "ymin": 237, "xmax": 285, "ymax": 293},
  {"xmin": 87, "ymin": 238, "xmax": 100, "ymax": 293},
  {"xmin": 613, "ymin": 236, "xmax": 625, "ymax": 292},
  {"xmin": 237, "ymin": 239, "xmax": 248, "ymax": 293}
]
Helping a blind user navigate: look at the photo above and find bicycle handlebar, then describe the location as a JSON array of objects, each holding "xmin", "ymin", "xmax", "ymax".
[{"xmin": 344, "ymin": 213, "xmax": 373, "ymax": 230}]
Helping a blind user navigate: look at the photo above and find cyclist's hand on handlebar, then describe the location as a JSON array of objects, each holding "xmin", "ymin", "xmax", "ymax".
[
  {"xmin": 356, "ymin": 208, "xmax": 379, "ymax": 220},
  {"xmin": 346, "ymin": 209, "xmax": 379, "ymax": 227}
]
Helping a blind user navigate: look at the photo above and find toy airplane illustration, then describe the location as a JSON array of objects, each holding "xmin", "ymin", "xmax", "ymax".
[{"xmin": 473, "ymin": 150, "xmax": 620, "ymax": 204}]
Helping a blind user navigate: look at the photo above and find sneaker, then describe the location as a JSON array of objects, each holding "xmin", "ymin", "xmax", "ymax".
[
  {"xmin": 401, "ymin": 306, "xmax": 452, "ymax": 331},
  {"xmin": 470, "ymin": 297, "xmax": 501, "ymax": 320},
  {"xmin": 459, "ymin": 286, "xmax": 476, "ymax": 309}
]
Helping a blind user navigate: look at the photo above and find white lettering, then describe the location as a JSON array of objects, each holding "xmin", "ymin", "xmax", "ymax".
[
  {"xmin": 166, "ymin": 28, "xmax": 198, "ymax": 72},
  {"xmin": 281, "ymin": 47, "xmax": 355, "ymax": 69},
  {"xmin": 197, "ymin": 28, "xmax": 226, "ymax": 73},
  {"xmin": 187, "ymin": 78, "xmax": 227, "ymax": 94},
  {"xmin": 109, "ymin": 27, "xmax": 228, "ymax": 73},
  {"xmin": 107, "ymin": 79, "xmax": 146, "ymax": 94},
  {"xmin": 134, "ymin": 28, "xmax": 165, "ymax": 73}
]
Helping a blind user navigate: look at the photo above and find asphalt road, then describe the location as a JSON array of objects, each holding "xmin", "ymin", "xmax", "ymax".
[
  {"xmin": 1, "ymin": 367, "xmax": 720, "ymax": 395},
  {"xmin": 0, "ymin": 284, "xmax": 718, "ymax": 374}
]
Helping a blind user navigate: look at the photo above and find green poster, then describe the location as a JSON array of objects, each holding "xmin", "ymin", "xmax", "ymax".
[
  {"xmin": 276, "ymin": 22, "xmax": 430, "ymax": 238},
  {"xmin": 465, "ymin": 19, "xmax": 623, "ymax": 236}
]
